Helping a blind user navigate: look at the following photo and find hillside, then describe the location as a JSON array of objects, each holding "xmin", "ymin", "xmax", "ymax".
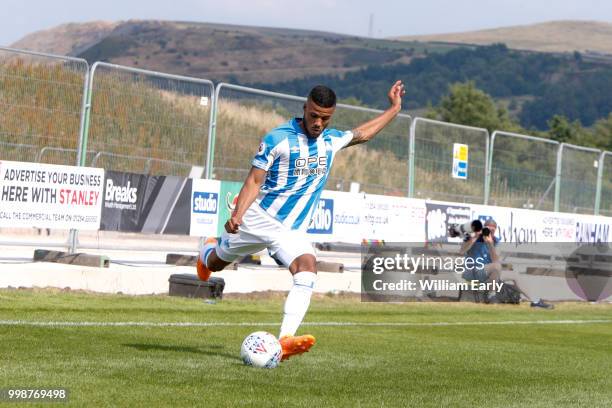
[
  {"xmin": 394, "ymin": 20, "xmax": 612, "ymax": 55},
  {"xmin": 10, "ymin": 20, "xmax": 456, "ymax": 84},
  {"xmin": 8, "ymin": 19, "xmax": 612, "ymax": 131},
  {"xmin": 261, "ymin": 44, "xmax": 612, "ymax": 129},
  {"xmin": 10, "ymin": 21, "xmax": 120, "ymax": 56}
]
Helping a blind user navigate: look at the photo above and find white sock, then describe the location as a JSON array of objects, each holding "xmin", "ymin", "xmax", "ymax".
[
  {"xmin": 199, "ymin": 242, "xmax": 216, "ymax": 269},
  {"xmin": 279, "ymin": 271, "xmax": 316, "ymax": 338}
]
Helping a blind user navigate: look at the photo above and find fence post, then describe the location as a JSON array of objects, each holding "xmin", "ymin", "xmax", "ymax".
[
  {"xmin": 484, "ymin": 131, "xmax": 497, "ymax": 206},
  {"xmin": 205, "ymin": 84, "xmax": 222, "ymax": 179},
  {"xmin": 483, "ymin": 130, "xmax": 491, "ymax": 204},
  {"xmin": 554, "ymin": 143, "xmax": 564, "ymax": 212},
  {"xmin": 68, "ymin": 62, "xmax": 92, "ymax": 254},
  {"xmin": 594, "ymin": 151, "xmax": 606, "ymax": 215},
  {"xmin": 408, "ymin": 118, "xmax": 416, "ymax": 198}
]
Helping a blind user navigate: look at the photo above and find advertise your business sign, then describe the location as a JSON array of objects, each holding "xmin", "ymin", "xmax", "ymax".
[
  {"xmin": 0, "ymin": 160, "xmax": 104, "ymax": 230},
  {"xmin": 190, "ymin": 179, "xmax": 221, "ymax": 237}
]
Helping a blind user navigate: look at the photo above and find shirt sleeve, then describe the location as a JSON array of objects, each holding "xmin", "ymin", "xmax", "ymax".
[
  {"xmin": 328, "ymin": 129, "xmax": 354, "ymax": 152},
  {"xmin": 251, "ymin": 137, "xmax": 276, "ymax": 171}
]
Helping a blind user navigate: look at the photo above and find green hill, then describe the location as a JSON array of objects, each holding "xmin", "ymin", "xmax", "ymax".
[
  {"xmin": 10, "ymin": 20, "xmax": 612, "ymax": 131},
  {"xmin": 260, "ymin": 44, "xmax": 612, "ymax": 130},
  {"xmin": 11, "ymin": 20, "xmax": 457, "ymax": 85}
]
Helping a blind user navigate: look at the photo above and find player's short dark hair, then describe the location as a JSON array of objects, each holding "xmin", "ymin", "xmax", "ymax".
[{"xmin": 308, "ymin": 85, "xmax": 336, "ymax": 108}]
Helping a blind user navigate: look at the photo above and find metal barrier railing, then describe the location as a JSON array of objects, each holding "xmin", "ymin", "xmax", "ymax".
[
  {"xmin": 409, "ymin": 118, "xmax": 489, "ymax": 203},
  {"xmin": 486, "ymin": 131, "xmax": 559, "ymax": 210},
  {"xmin": 209, "ymin": 83, "xmax": 412, "ymax": 195},
  {"xmin": 0, "ymin": 47, "xmax": 90, "ymax": 252},
  {"xmin": 80, "ymin": 62, "xmax": 214, "ymax": 175},
  {"xmin": 595, "ymin": 151, "xmax": 611, "ymax": 216},
  {"xmin": 90, "ymin": 151, "xmax": 194, "ymax": 176},
  {"xmin": 0, "ymin": 46, "xmax": 89, "ymax": 166},
  {"xmin": 2, "ymin": 45, "xmax": 612, "ymax": 258},
  {"xmin": 556, "ymin": 143, "xmax": 601, "ymax": 214},
  {"xmin": 0, "ymin": 141, "xmax": 39, "ymax": 162}
]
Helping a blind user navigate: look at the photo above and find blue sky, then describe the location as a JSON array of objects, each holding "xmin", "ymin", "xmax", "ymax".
[{"xmin": 2, "ymin": 0, "xmax": 612, "ymax": 45}]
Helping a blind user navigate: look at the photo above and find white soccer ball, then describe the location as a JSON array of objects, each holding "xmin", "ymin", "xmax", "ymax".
[{"xmin": 240, "ymin": 331, "xmax": 282, "ymax": 369}]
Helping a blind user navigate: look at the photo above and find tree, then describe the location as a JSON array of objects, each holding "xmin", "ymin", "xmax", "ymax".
[
  {"xmin": 590, "ymin": 113, "xmax": 612, "ymax": 150},
  {"xmin": 546, "ymin": 115, "xmax": 587, "ymax": 144},
  {"xmin": 434, "ymin": 81, "xmax": 517, "ymax": 132}
]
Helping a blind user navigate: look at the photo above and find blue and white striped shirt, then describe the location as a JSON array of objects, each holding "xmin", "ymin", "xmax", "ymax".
[{"xmin": 251, "ymin": 118, "xmax": 353, "ymax": 231}]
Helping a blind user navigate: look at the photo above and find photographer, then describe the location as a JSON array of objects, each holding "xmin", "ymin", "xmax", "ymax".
[
  {"xmin": 459, "ymin": 219, "xmax": 501, "ymax": 294},
  {"xmin": 457, "ymin": 219, "xmax": 553, "ymax": 308}
]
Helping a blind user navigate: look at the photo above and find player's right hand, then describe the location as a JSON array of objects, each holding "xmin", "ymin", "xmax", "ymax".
[{"xmin": 225, "ymin": 216, "xmax": 241, "ymax": 234}]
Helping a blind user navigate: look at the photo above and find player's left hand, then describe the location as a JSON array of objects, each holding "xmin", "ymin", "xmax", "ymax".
[
  {"xmin": 388, "ymin": 80, "xmax": 405, "ymax": 110},
  {"xmin": 225, "ymin": 216, "xmax": 241, "ymax": 234}
]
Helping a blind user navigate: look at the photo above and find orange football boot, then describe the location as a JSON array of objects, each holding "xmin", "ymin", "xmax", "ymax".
[
  {"xmin": 279, "ymin": 334, "xmax": 316, "ymax": 361},
  {"xmin": 196, "ymin": 237, "xmax": 218, "ymax": 281}
]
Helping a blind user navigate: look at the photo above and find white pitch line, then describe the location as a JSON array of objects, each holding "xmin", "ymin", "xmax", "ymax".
[{"xmin": 0, "ymin": 320, "xmax": 610, "ymax": 328}]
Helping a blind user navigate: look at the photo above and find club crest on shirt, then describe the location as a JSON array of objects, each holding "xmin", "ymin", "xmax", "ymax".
[{"xmin": 258, "ymin": 142, "xmax": 265, "ymax": 155}]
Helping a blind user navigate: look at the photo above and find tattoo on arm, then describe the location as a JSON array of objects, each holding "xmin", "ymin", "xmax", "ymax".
[{"xmin": 346, "ymin": 129, "xmax": 366, "ymax": 147}]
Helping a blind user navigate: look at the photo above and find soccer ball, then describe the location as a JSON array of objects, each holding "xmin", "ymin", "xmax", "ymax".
[{"xmin": 240, "ymin": 331, "xmax": 282, "ymax": 369}]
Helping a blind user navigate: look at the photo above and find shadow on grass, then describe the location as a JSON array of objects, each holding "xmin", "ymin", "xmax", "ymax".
[{"xmin": 123, "ymin": 343, "xmax": 238, "ymax": 360}]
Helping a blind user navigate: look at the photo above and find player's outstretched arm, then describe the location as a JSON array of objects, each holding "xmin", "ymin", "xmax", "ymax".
[
  {"xmin": 346, "ymin": 80, "xmax": 406, "ymax": 147},
  {"xmin": 225, "ymin": 167, "xmax": 266, "ymax": 233}
]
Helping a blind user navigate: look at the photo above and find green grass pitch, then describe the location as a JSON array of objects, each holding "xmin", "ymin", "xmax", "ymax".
[{"xmin": 0, "ymin": 289, "xmax": 610, "ymax": 407}]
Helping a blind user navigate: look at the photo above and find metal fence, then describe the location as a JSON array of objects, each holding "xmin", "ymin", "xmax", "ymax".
[
  {"xmin": 2, "ymin": 45, "xmax": 612, "ymax": 255},
  {"xmin": 0, "ymin": 47, "xmax": 89, "ymax": 165},
  {"xmin": 486, "ymin": 131, "xmax": 559, "ymax": 211},
  {"xmin": 556, "ymin": 143, "xmax": 601, "ymax": 214},
  {"xmin": 210, "ymin": 83, "xmax": 412, "ymax": 196},
  {"xmin": 409, "ymin": 118, "xmax": 488, "ymax": 203},
  {"xmin": 82, "ymin": 62, "xmax": 214, "ymax": 176},
  {"xmin": 596, "ymin": 151, "xmax": 612, "ymax": 216}
]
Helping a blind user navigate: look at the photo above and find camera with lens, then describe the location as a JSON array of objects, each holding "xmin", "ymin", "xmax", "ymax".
[{"xmin": 448, "ymin": 219, "xmax": 490, "ymax": 239}]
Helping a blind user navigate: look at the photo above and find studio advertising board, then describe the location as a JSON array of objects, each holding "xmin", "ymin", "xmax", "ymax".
[
  {"xmin": 306, "ymin": 190, "xmax": 360, "ymax": 242},
  {"xmin": 190, "ymin": 178, "xmax": 221, "ymax": 237},
  {"xmin": 0, "ymin": 160, "xmax": 104, "ymax": 230}
]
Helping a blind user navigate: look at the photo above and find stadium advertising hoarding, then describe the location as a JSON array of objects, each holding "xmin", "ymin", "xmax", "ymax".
[
  {"xmin": 425, "ymin": 202, "xmax": 472, "ymax": 243},
  {"xmin": 307, "ymin": 190, "xmax": 359, "ymax": 242},
  {"xmin": 469, "ymin": 204, "xmax": 541, "ymax": 244},
  {"xmin": 0, "ymin": 160, "xmax": 104, "ymax": 230},
  {"xmin": 307, "ymin": 198, "xmax": 334, "ymax": 235},
  {"xmin": 190, "ymin": 178, "xmax": 221, "ymax": 237},
  {"xmin": 101, "ymin": 171, "xmax": 192, "ymax": 234},
  {"xmin": 363, "ymin": 194, "xmax": 426, "ymax": 242},
  {"xmin": 8, "ymin": 159, "xmax": 603, "ymax": 244},
  {"xmin": 216, "ymin": 181, "xmax": 242, "ymax": 236},
  {"xmin": 470, "ymin": 204, "xmax": 611, "ymax": 243},
  {"xmin": 306, "ymin": 191, "xmax": 427, "ymax": 243},
  {"xmin": 575, "ymin": 217, "xmax": 611, "ymax": 244}
]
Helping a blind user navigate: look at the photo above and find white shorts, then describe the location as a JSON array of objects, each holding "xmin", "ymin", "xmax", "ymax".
[{"xmin": 215, "ymin": 203, "xmax": 315, "ymax": 267}]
